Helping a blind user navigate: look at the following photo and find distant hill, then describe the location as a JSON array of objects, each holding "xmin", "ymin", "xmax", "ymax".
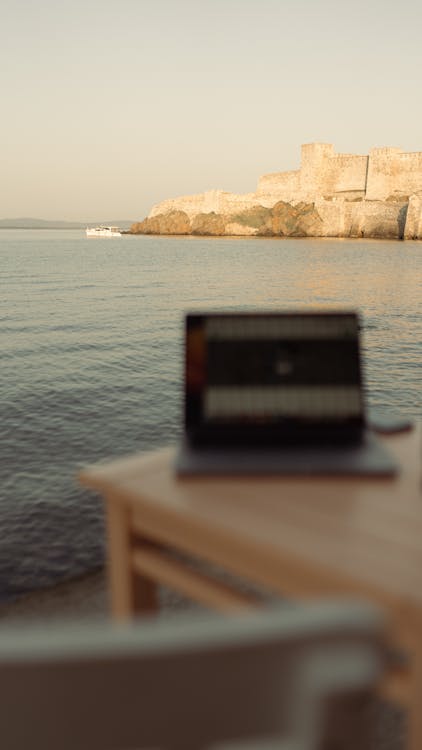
[{"xmin": 0, "ymin": 217, "xmax": 135, "ymax": 229}]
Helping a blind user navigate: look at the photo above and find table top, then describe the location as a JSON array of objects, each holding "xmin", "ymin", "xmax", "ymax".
[{"xmin": 80, "ymin": 427, "xmax": 422, "ymax": 617}]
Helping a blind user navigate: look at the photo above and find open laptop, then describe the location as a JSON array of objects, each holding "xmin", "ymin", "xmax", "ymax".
[{"xmin": 175, "ymin": 311, "xmax": 398, "ymax": 476}]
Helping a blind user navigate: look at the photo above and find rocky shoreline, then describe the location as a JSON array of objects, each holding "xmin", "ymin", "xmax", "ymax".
[{"xmin": 130, "ymin": 196, "xmax": 421, "ymax": 241}]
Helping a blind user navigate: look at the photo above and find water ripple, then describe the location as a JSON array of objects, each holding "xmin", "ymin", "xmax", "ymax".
[{"xmin": 1, "ymin": 231, "xmax": 421, "ymax": 600}]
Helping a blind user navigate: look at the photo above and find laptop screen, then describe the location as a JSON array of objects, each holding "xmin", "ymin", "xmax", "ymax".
[{"xmin": 185, "ymin": 312, "xmax": 365, "ymax": 445}]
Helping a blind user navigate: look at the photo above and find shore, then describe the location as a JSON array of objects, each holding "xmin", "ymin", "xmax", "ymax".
[
  {"xmin": 0, "ymin": 570, "xmax": 108, "ymax": 623},
  {"xmin": 0, "ymin": 568, "xmax": 201, "ymax": 623},
  {"xmin": 0, "ymin": 554, "xmax": 270, "ymax": 622}
]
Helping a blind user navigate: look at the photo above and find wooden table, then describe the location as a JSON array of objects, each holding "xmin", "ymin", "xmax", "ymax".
[{"xmin": 80, "ymin": 427, "xmax": 422, "ymax": 749}]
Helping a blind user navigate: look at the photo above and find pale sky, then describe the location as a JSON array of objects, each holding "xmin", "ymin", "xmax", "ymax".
[{"xmin": 1, "ymin": 0, "xmax": 421, "ymax": 221}]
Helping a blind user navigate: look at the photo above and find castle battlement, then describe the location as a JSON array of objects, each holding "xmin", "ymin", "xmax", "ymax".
[{"xmin": 256, "ymin": 143, "xmax": 422, "ymax": 203}]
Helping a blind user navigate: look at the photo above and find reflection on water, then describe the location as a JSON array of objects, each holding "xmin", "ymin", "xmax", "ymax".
[{"xmin": 0, "ymin": 230, "xmax": 421, "ymax": 598}]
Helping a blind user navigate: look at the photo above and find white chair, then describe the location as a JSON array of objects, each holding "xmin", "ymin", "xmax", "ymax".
[{"xmin": 0, "ymin": 601, "xmax": 385, "ymax": 750}]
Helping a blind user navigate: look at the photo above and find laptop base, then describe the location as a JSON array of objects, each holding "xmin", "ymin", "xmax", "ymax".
[{"xmin": 175, "ymin": 430, "xmax": 398, "ymax": 477}]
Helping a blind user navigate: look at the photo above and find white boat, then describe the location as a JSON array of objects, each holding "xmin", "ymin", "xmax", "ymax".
[{"xmin": 86, "ymin": 225, "xmax": 122, "ymax": 237}]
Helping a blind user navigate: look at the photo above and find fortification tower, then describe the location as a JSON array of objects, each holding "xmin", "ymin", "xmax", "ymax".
[
  {"xmin": 365, "ymin": 147, "xmax": 422, "ymax": 201},
  {"xmin": 300, "ymin": 143, "xmax": 335, "ymax": 198}
]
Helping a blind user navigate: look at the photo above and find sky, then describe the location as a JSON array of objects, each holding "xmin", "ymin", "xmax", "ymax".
[{"xmin": 1, "ymin": 0, "xmax": 421, "ymax": 222}]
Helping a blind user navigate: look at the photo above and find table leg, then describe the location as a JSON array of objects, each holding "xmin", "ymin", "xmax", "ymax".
[
  {"xmin": 132, "ymin": 553, "xmax": 159, "ymax": 615},
  {"xmin": 105, "ymin": 495, "xmax": 159, "ymax": 619},
  {"xmin": 105, "ymin": 496, "xmax": 134, "ymax": 619}
]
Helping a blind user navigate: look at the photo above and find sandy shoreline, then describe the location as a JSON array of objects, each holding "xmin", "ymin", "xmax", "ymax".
[
  {"xmin": 0, "ymin": 567, "xmax": 205, "ymax": 623},
  {"xmin": 0, "ymin": 570, "xmax": 109, "ymax": 622}
]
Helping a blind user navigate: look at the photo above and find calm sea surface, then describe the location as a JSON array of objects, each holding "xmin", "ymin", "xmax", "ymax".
[{"xmin": 1, "ymin": 229, "xmax": 421, "ymax": 599}]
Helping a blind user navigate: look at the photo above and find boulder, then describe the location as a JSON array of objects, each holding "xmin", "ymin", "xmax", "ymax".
[
  {"xmin": 191, "ymin": 212, "xmax": 226, "ymax": 236},
  {"xmin": 271, "ymin": 201, "xmax": 324, "ymax": 237},
  {"xmin": 227, "ymin": 205, "xmax": 273, "ymax": 236},
  {"xmin": 131, "ymin": 210, "xmax": 191, "ymax": 235}
]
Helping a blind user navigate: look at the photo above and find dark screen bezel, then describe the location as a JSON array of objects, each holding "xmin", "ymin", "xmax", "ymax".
[{"xmin": 184, "ymin": 311, "xmax": 365, "ymax": 445}]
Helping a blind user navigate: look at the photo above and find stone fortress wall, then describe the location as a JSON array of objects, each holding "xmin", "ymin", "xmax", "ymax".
[
  {"xmin": 146, "ymin": 143, "xmax": 422, "ymax": 239},
  {"xmin": 254, "ymin": 142, "xmax": 422, "ymax": 204},
  {"xmin": 150, "ymin": 143, "xmax": 422, "ymax": 214},
  {"xmin": 365, "ymin": 148, "xmax": 422, "ymax": 200}
]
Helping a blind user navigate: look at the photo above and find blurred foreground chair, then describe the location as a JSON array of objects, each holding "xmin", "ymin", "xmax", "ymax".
[{"xmin": 0, "ymin": 601, "xmax": 385, "ymax": 750}]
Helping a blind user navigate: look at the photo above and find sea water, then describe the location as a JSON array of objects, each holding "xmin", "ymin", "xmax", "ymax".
[{"xmin": 1, "ymin": 230, "xmax": 421, "ymax": 599}]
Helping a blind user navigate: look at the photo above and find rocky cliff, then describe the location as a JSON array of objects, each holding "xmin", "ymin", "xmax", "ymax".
[
  {"xmin": 131, "ymin": 196, "xmax": 420, "ymax": 240},
  {"xmin": 131, "ymin": 143, "xmax": 422, "ymax": 240}
]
